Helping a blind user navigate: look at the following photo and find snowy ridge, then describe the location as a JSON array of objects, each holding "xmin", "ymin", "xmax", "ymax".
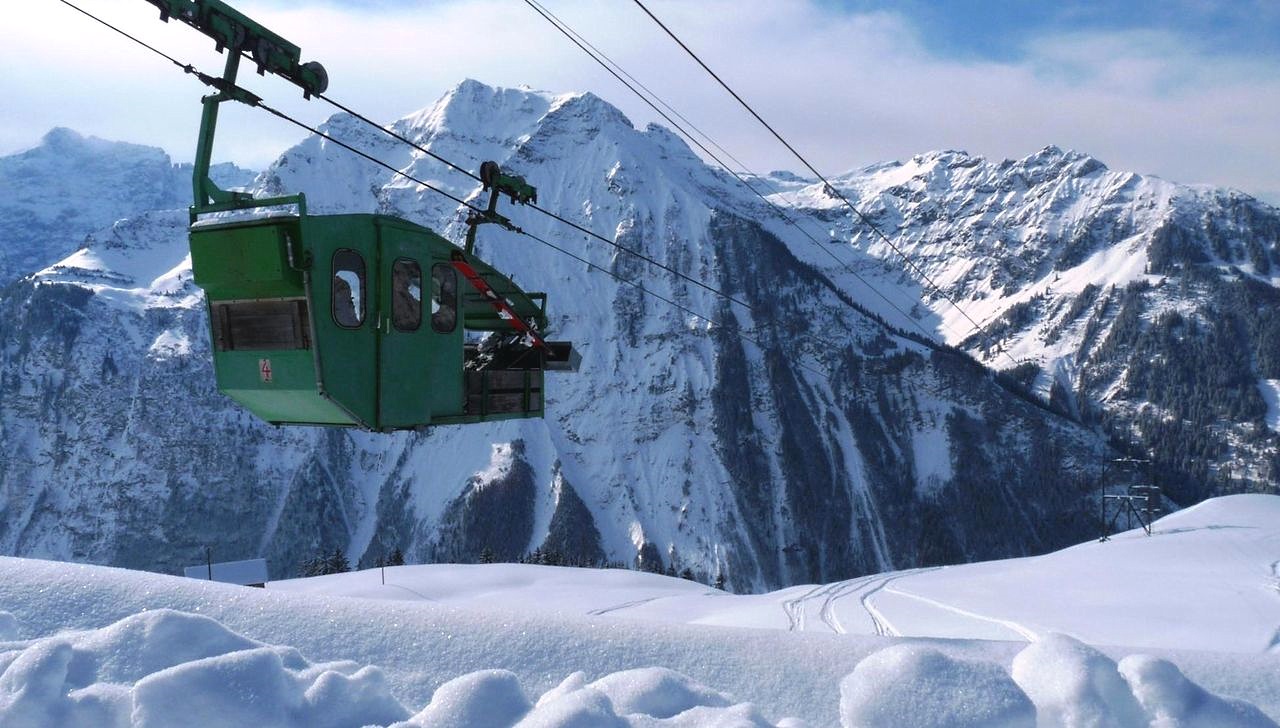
[
  {"xmin": 768, "ymin": 145, "xmax": 1280, "ymax": 493},
  {"xmin": 0, "ymin": 128, "xmax": 252, "ymax": 286},
  {"xmin": 0, "ymin": 81, "xmax": 1119, "ymax": 589}
]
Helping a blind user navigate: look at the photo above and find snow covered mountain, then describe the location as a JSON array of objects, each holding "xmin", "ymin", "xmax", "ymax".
[
  {"xmin": 0, "ymin": 80, "xmax": 1175, "ymax": 590},
  {"xmin": 0, "ymin": 127, "xmax": 253, "ymax": 285},
  {"xmin": 766, "ymin": 148, "xmax": 1280, "ymax": 497}
]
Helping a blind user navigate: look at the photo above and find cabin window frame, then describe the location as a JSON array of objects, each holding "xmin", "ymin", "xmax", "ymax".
[
  {"xmin": 391, "ymin": 258, "xmax": 423, "ymax": 332},
  {"xmin": 431, "ymin": 263, "xmax": 458, "ymax": 334},
  {"xmin": 331, "ymin": 248, "xmax": 367, "ymax": 329}
]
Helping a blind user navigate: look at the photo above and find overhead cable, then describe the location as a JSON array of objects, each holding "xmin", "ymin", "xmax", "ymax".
[
  {"xmin": 54, "ymin": 0, "xmax": 831, "ymax": 380},
  {"xmin": 628, "ymin": 0, "xmax": 1022, "ymax": 368},
  {"xmin": 522, "ymin": 0, "xmax": 953, "ymax": 348}
]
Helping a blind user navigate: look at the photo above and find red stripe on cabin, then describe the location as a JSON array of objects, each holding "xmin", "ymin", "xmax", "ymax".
[{"xmin": 451, "ymin": 258, "xmax": 548, "ymax": 350}]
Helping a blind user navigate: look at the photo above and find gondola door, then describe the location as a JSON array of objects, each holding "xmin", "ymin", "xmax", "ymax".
[{"xmin": 376, "ymin": 224, "xmax": 432, "ymax": 428}]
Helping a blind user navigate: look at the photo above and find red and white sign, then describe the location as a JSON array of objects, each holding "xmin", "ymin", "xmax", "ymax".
[{"xmin": 259, "ymin": 358, "xmax": 273, "ymax": 383}]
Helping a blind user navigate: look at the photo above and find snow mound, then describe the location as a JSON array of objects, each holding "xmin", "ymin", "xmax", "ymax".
[
  {"xmin": 1118, "ymin": 655, "xmax": 1279, "ymax": 728},
  {"xmin": 1011, "ymin": 633, "xmax": 1146, "ymax": 727},
  {"xmin": 132, "ymin": 647, "xmax": 407, "ymax": 728},
  {"xmin": 0, "ymin": 609, "xmax": 408, "ymax": 728},
  {"xmin": 839, "ymin": 643, "xmax": 1035, "ymax": 728},
  {"xmin": 1008, "ymin": 634, "xmax": 1279, "ymax": 728},
  {"xmin": 406, "ymin": 666, "xmax": 776, "ymax": 727},
  {"xmin": 519, "ymin": 682, "xmax": 626, "ymax": 728},
  {"xmin": 402, "ymin": 670, "xmax": 530, "ymax": 727},
  {"xmin": 587, "ymin": 666, "xmax": 732, "ymax": 718},
  {"xmin": 0, "ymin": 608, "xmax": 796, "ymax": 728}
]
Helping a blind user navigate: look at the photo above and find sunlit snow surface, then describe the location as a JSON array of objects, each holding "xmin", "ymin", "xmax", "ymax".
[{"xmin": 1, "ymin": 495, "xmax": 1278, "ymax": 727}]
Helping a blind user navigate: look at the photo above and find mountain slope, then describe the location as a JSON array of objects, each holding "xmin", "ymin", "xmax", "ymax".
[
  {"xmin": 1, "ymin": 81, "xmax": 1118, "ymax": 590},
  {"xmin": 0, "ymin": 128, "xmax": 253, "ymax": 285},
  {"xmin": 769, "ymin": 148, "xmax": 1280, "ymax": 495}
]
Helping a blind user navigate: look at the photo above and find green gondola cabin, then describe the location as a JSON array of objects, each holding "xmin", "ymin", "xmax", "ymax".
[{"xmin": 155, "ymin": 0, "xmax": 575, "ymax": 431}]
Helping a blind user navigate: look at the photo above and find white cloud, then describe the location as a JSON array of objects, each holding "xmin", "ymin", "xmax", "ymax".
[{"xmin": 4, "ymin": 0, "xmax": 1278, "ymax": 204}]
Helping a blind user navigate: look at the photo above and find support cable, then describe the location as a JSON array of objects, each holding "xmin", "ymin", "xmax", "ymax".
[
  {"xmin": 316, "ymin": 92, "xmax": 482, "ymax": 184},
  {"xmin": 521, "ymin": 0, "xmax": 950, "ymax": 347},
  {"xmin": 629, "ymin": 0, "xmax": 1022, "ymax": 368},
  {"xmin": 262, "ymin": 104, "xmax": 830, "ymax": 376},
  {"xmin": 55, "ymin": 0, "xmax": 751, "ymax": 313},
  {"xmin": 317, "ymin": 87, "xmax": 754, "ymax": 311},
  {"xmin": 53, "ymin": 0, "xmax": 830, "ymax": 380},
  {"xmin": 68, "ymin": 0, "xmax": 754, "ymax": 312},
  {"xmin": 527, "ymin": 0, "xmax": 751, "ymax": 184},
  {"xmin": 301, "ymin": 111, "xmax": 752, "ymax": 312}
]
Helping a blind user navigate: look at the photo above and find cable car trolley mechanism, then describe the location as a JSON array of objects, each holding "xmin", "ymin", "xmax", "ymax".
[{"xmin": 146, "ymin": 0, "xmax": 577, "ymax": 431}]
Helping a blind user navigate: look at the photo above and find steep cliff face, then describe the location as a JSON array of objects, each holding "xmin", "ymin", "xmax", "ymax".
[
  {"xmin": 769, "ymin": 148, "xmax": 1280, "ymax": 494},
  {"xmin": 0, "ymin": 82, "xmax": 1120, "ymax": 590}
]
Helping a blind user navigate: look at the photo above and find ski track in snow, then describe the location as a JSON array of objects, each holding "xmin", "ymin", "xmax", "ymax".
[
  {"xmin": 782, "ymin": 584, "xmax": 826, "ymax": 632},
  {"xmin": 778, "ymin": 569, "xmax": 958, "ymax": 637},
  {"xmin": 862, "ymin": 575, "xmax": 907, "ymax": 637},
  {"xmin": 587, "ymin": 596, "xmax": 665, "ymax": 616},
  {"xmin": 383, "ymin": 582, "xmax": 439, "ymax": 603},
  {"xmin": 883, "ymin": 586, "xmax": 1040, "ymax": 642},
  {"xmin": 834, "ymin": 574, "xmax": 899, "ymax": 635},
  {"xmin": 818, "ymin": 579, "xmax": 871, "ymax": 634},
  {"xmin": 781, "ymin": 574, "xmax": 885, "ymax": 634}
]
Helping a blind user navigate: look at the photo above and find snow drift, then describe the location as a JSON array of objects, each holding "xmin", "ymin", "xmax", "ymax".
[
  {"xmin": 0, "ymin": 609, "xmax": 782, "ymax": 727},
  {"xmin": 1, "ymin": 606, "xmax": 1273, "ymax": 728}
]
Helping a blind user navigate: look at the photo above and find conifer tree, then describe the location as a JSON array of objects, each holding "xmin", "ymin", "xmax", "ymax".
[{"xmin": 328, "ymin": 546, "xmax": 350, "ymax": 574}]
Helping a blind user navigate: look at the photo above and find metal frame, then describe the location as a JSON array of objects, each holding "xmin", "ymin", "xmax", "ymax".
[
  {"xmin": 1098, "ymin": 458, "xmax": 1162, "ymax": 540},
  {"xmin": 143, "ymin": 0, "xmax": 325, "ymax": 219}
]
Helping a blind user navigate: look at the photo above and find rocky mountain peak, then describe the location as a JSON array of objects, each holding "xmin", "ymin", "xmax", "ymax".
[
  {"xmin": 35, "ymin": 127, "xmax": 169, "ymax": 164},
  {"xmin": 545, "ymin": 90, "xmax": 634, "ymax": 128},
  {"xmin": 908, "ymin": 149, "xmax": 978, "ymax": 168},
  {"xmin": 1015, "ymin": 145, "xmax": 1108, "ymax": 181}
]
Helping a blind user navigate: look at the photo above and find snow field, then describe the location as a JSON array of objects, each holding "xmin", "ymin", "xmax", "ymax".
[
  {"xmin": 0, "ymin": 556, "xmax": 850, "ymax": 725},
  {"xmin": 278, "ymin": 496, "xmax": 1280, "ymax": 655},
  {"xmin": 1, "ymin": 604, "xmax": 1273, "ymax": 727},
  {"xmin": 1, "ymin": 495, "xmax": 1278, "ymax": 726}
]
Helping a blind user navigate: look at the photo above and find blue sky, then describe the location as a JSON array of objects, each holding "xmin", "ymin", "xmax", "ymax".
[
  {"xmin": 320, "ymin": 0, "xmax": 1280, "ymax": 62},
  {"xmin": 825, "ymin": 0, "xmax": 1280, "ymax": 61},
  {"xmin": 3, "ymin": 0, "xmax": 1278, "ymax": 203}
]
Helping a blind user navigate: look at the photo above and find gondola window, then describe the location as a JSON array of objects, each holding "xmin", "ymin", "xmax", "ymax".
[
  {"xmin": 432, "ymin": 263, "xmax": 457, "ymax": 333},
  {"xmin": 332, "ymin": 249, "xmax": 365, "ymax": 328}
]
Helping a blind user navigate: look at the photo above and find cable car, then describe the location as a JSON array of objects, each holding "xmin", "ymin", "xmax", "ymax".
[{"xmin": 152, "ymin": 0, "xmax": 576, "ymax": 430}]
